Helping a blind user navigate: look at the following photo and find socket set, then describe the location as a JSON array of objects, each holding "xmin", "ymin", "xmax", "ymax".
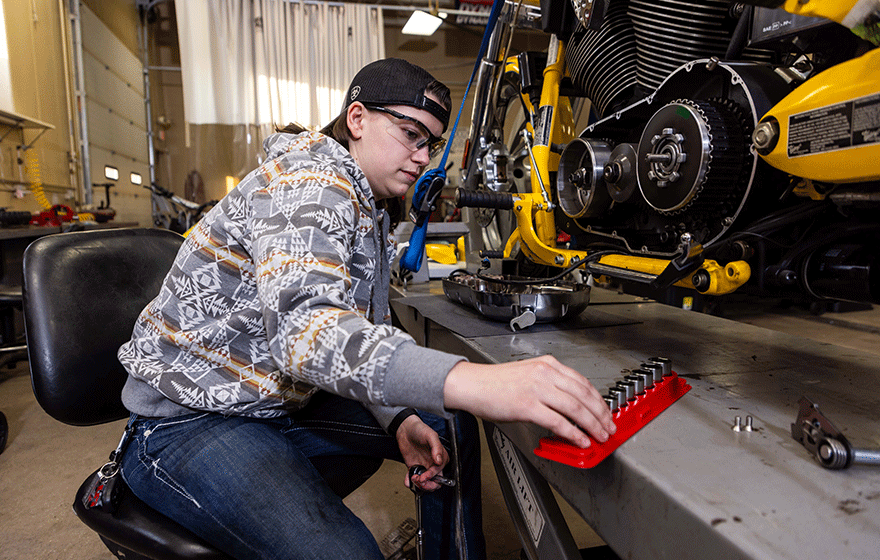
[{"xmin": 534, "ymin": 357, "xmax": 691, "ymax": 468}]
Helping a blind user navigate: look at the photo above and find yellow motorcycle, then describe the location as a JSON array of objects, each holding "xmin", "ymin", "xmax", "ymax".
[{"xmin": 456, "ymin": 0, "xmax": 880, "ymax": 308}]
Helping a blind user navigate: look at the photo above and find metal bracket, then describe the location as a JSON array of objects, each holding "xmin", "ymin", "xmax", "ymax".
[
  {"xmin": 19, "ymin": 128, "xmax": 50, "ymax": 152},
  {"xmin": 649, "ymin": 233, "xmax": 704, "ymax": 291}
]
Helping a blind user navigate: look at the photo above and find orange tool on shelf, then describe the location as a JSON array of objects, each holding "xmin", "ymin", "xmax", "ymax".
[{"xmin": 534, "ymin": 364, "xmax": 691, "ymax": 469}]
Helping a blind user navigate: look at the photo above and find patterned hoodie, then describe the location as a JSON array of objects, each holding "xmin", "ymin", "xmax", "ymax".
[{"xmin": 119, "ymin": 131, "xmax": 460, "ymax": 428}]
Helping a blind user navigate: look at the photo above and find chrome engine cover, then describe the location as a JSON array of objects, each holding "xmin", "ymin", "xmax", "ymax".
[{"xmin": 558, "ymin": 59, "xmax": 792, "ymax": 254}]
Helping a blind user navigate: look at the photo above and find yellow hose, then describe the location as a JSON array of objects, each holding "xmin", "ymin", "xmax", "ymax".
[
  {"xmin": 25, "ymin": 151, "xmax": 97, "ymax": 223},
  {"xmin": 25, "ymin": 151, "xmax": 52, "ymax": 210}
]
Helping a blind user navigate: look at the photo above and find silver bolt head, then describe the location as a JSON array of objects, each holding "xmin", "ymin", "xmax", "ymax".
[{"xmin": 752, "ymin": 122, "xmax": 777, "ymax": 149}]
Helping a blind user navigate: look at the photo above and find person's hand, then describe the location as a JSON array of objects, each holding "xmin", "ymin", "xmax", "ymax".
[
  {"xmin": 443, "ymin": 356, "xmax": 616, "ymax": 448},
  {"xmin": 396, "ymin": 415, "xmax": 449, "ymax": 492}
]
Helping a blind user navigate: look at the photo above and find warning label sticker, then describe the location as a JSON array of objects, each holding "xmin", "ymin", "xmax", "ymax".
[
  {"xmin": 534, "ymin": 105, "xmax": 553, "ymax": 147},
  {"xmin": 787, "ymin": 92, "xmax": 880, "ymax": 157},
  {"xmin": 492, "ymin": 427, "xmax": 545, "ymax": 544}
]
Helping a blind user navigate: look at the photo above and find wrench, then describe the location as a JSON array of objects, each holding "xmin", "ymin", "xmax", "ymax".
[
  {"xmin": 408, "ymin": 465, "xmax": 456, "ymax": 560},
  {"xmin": 791, "ymin": 396, "xmax": 880, "ymax": 469}
]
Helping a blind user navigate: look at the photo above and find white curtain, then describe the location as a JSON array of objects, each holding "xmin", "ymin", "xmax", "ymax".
[
  {"xmin": 176, "ymin": 0, "xmax": 385, "ymax": 128},
  {"xmin": 0, "ymin": 0, "xmax": 14, "ymax": 113}
]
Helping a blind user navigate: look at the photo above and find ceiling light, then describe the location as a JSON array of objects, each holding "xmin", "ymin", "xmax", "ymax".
[{"xmin": 402, "ymin": 10, "xmax": 446, "ymax": 36}]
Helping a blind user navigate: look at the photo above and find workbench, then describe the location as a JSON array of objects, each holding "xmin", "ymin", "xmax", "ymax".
[
  {"xmin": 0, "ymin": 222, "xmax": 138, "ymax": 351},
  {"xmin": 389, "ymin": 282, "xmax": 880, "ymax": 560}
]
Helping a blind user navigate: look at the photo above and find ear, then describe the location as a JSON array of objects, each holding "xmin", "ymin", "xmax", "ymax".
[{"xmin": 346, "ymin": 102, "xmax": 367, "ymax": 141}]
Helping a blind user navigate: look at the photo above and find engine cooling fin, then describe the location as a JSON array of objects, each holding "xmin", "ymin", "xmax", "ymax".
[
  {"xmin": 566, "ymin": 0, "xmax": 638, "ymax": 118},
  {"xmin": 628, "ymin": 0, "xmax": 739, "ymax": 91}
]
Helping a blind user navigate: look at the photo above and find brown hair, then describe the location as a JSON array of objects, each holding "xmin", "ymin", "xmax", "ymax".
[{"xmin": 423, "ymin": 80, "xmax": 452, "ymax": 115}]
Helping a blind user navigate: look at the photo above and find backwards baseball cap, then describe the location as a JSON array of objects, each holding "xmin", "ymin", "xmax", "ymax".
[{"xmin": 336, "ymin": 58, "xmax": 450, "ymax": 132}]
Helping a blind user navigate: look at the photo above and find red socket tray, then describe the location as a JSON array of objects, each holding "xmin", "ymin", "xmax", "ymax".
[{"xmin": 534, "ymin": 372, "xmax": 691, "ymax": 469}]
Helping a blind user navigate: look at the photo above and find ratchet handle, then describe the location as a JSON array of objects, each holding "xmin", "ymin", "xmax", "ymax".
[{"xmin": 454, "ymin": 188, "xmax": 515, "ymax": 210}]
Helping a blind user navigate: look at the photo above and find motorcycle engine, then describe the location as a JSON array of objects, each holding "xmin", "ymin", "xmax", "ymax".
[
  {"xmin": 557, "ymin": 58, "xmax": 789, "ymax": 253},
  {"xmin": 551, "ymin": 0, "xmax": 880, "ymax": 303},
  {"xmin": 565, "ymin": 0, "xmax": 772, "ymax": 118}
]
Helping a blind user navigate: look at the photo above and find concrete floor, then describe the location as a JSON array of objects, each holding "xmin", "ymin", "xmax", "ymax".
[{"xmin": 2, "ymin": 294, "xmax": 879, "ymax": 560}]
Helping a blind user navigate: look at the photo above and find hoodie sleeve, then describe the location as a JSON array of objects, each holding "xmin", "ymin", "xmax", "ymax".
[
  {"xmin": 365, "ymin": 403, "xmax": 409, "ymax": 433},
  {"xmin": 249, "ymin": 166, "xmax": 459, "ymax": 415}
]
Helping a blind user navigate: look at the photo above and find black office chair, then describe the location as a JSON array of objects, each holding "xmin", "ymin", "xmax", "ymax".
[{"xmin": 23, "ymin": 227, "xmax": 382, "ymax": 560}]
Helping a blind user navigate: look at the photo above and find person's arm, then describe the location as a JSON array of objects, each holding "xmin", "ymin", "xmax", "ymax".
[
  {"xmin": 251, "ymin": 168, "xmax": 453, "ymax": 413},
  {"xmin": 443, "ymin": 355, "xmax": 616, "ymax": 448}
]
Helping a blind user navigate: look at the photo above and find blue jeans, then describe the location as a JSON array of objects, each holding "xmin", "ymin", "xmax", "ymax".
[{"xmin": 119, "ymin": 392, "xmax": 486, "ymax": 560}]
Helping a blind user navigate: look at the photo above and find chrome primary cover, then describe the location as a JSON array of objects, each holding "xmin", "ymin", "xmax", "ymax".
[
  {"xmin": 557, "ymin": 138, "xmax": 614, "ymax": 218},
  {"xmin": 576, "ymin": 59, "xmax": 791, "ymax": 248}
]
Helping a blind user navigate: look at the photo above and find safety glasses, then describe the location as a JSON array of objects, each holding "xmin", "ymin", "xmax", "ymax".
[{"xmin": 365, "ymin": 105, "xmax": 447, "ymax": 159}]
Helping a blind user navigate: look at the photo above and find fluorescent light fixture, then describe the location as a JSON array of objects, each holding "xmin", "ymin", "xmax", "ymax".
[
  {"xmin": 104, "ymin": 165, "xmax": 119, "ymax": 181},
  {"xmin": 130, "ymin": 172, "xmax": 142, "ymax": 185},
  {"xmin": 402, "ymin": 10, "xmax": 446, "ymax": 36}
]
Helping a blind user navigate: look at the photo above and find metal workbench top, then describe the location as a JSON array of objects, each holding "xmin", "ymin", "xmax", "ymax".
[{"xmin": 390, "ymin": 284, "xmax": 880, "ymax": 560}]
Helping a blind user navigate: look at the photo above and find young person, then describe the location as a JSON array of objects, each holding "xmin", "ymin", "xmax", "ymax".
[{"xmin": 116, "ymin": 58, "xmax": 615, "ymax": 560}]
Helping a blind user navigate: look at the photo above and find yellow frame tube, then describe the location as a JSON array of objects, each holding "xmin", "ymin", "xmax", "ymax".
[{"xmin": 529, "ymin": 38, "xmax": 567, "ymax": 246}]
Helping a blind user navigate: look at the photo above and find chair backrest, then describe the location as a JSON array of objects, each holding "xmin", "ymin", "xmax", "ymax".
[{"xmin": 23, "ymin": 228, "xmax": 183, "ymax": 426}]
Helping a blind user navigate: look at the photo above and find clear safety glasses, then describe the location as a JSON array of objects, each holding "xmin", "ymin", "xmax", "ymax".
[{"xmin": 365, "ymin": 105, "xmax": 447, "ymax": 159}]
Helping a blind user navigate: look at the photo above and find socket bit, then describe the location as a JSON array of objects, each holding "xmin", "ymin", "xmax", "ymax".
[
  {"xmin": 629, "ymin": 369, "xmax": 653, "ymax": 390},
  {"xmin": 616, "ymin": 380, "xmax": 636, "ymax": 401},
  {"xmin": 625, "ymin": 374, "xmax": 645, "ymax": 395},
  {"xmin": 648, "ymin": 356, "xmax": 672, "ymax": 376},
  {"xmin": 640, "ymin": 363, "xmax": 664, "ymax": 384}
]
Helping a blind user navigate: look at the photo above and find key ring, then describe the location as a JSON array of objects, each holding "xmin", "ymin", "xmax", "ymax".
[{"xmin": 98, "ymin": 461, "xmax": 120, "ymax": 480}]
